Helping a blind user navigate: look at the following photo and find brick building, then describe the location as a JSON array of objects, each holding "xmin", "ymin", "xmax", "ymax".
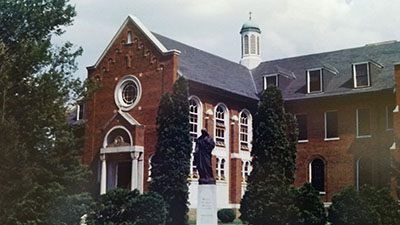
[{"xmin": 81, "ymin": 15, "xmax": 400, "ymax": 212}]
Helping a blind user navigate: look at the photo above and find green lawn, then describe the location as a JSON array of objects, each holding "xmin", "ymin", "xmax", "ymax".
[{"xmin": 188, "ymin": 220, "xmax": 243, "ymax": 225}]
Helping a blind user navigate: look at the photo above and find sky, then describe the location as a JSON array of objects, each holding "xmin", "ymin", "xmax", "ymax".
[{"xmin": 54, "ymin": 0, "xmax": 400, "ymax": 81}]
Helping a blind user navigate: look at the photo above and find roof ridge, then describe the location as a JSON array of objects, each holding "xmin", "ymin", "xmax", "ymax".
[{"xmin": 261, "ymin": 40, "xmax": 400, "ymax": 65}]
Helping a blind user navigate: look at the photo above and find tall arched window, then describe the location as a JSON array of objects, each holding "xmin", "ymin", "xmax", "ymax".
[
  {"xmin": 127, "ymin": 31, "xmax": 132, "ymax": 44},
  {"xmin": 215, "ymin": 104, "xmax": 228, "ymax": 147},
  {"xmin": 244, "ymin": 35, "xmax": 249, "ymax": 54},
  {"xmin": 242, "ymin": 161, "xmax": 250, "ymax": 182},
  {"xmin": 310, "ymin": 158, "xmax": 325, "ymax": 192},
  {"xmin": 188, "ymin": 96, "xmax": 202, "ymax": 179},
  {"xmin": 250, "ymin": 35, "xmax": 256, "ymax": 54},
  {"xmin": 240, "ymin": 110, "xmax": 251, "ymax": 150},
  {"xmin": 216, "ymin": 158, "xmax": 226, "ymax": 181}
]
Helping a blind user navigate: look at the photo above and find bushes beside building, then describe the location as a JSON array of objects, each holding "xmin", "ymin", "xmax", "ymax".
[
  {"xmin": 328, "ymin": 185, "xmax": 400, "ymax": 225},
  {"xmin": 86, "ymin": 188, "xmax": 167, "ymax": 225}
]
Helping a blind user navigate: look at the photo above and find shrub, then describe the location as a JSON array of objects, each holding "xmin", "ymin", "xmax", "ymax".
[
  {"xmin": 295, "ymin": 183, "xmax": 326, "ymax": 225},
  {"xmin": 218, "ymin": 208, "xmax": 236, "ymax": 223},
  {"xmin": 86, "ymin": 188, "xmax": 167, "ymax": 225}
]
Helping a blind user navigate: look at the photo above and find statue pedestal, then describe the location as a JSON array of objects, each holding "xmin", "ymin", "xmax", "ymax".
[{"xmin": 196, "ymin": 184, "xmax": 217, "ymax": 225}]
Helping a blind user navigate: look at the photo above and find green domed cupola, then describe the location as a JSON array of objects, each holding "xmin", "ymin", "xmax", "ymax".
[{"xmin": 239, "ymin": 12, "xmax": 262, "ymax": 70}]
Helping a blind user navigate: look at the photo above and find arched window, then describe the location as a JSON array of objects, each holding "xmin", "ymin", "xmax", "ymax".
[
  {"xmin": 310, "ymin": 158, "xmax": 325, "ymax": 192},
  {"xmin": 127, "ymin": 31, "xmax": 132, "ymax": 44},
  {"xmin": 189, "ymin": 98, "xmax": 200, "ymax": 142},
  {"xmin": 356, "ymin": 157, "xmax": 373, "ymax": 190},
  {"xmin": 250, "ymin": 35, "xmax": 256, "ymax": 54},
  {"xmin": 216, "ymin": 158, "xmax": 226, "ymax": 181},
  {"xmin": 215, "ymin": 104, "xmax": 228, "ymax": 147},
  {"xmin": 240, "ymin": 110, "xmax": 251, "ymax": 150},
  {"xmin": 244, "ymin": 35, "xmax": 249, "ymax": 54}
]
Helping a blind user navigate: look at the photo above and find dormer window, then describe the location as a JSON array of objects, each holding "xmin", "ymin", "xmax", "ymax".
[
  {"xmin": 307, "ymin": 69, "xmax": 323, "ymax": 93},
  {"xmin": 353, "ymin": 62, "xmax": 370, "ymax": 88},
  {"xmin": 263, "ymin": 74, "xmax": 278, "ymax": 89}
]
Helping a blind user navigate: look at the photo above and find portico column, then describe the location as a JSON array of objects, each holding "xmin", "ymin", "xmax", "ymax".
[
  {"xmin": 100, "ymin": 154, "xmax": 107, "ymax": 195},
  {"xmin": 131, "ymin": 152, "xmax": 139, "ymax": 191}
]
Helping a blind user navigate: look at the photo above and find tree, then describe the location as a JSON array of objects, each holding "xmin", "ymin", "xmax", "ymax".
[
  {"xmin": 329, "ymin": 185, "xmax": 400, "ymax": 225},
  {"xmin": 240, "ymin": 86, "xmax": 300, "ymax": 225},
  {"xmin": 295, "ymin": 183, "xmax": 327, "ymax": 225},
  {"xmin": 0, "ymin": 1, "xmax": 92, "ymax": 224},
  {"xmin": 149, "ymin": 76, "xmax": 192, "ymax": 225},
  {"xmin": 86, "ymin": 188, "xmax": 167, "ymax": 225}
]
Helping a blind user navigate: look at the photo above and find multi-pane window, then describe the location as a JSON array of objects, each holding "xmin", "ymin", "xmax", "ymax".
[
  {"xmin": 215, "ymin": 105, "xmax": 226, "ymax": 147},
  {"xmin": 357, "ymin": 108, "xmax": 371, "ymax": 137},
  {"xmin": 356, "ymin": 157, "xmax": 373, "ymax": 190},
  {"xmin": 264, "ymin": 75, "xmax": 278, "ymax": 89},
  {"xmin": 325, "ymin": 111, "xmax": 338, "ymax": 139},
  {"xmin": 240, "ymin": 112, "xmax": 249, "ymax": 150},
  {"xmin": 216, "ymin": 158, "xmax": 226, "ymax": 181},
  {"xmin": 307, "ymin": 69, "xmax": 322, "ymax": 93},
  {"xmin": 242, "ymin": 161, "xmax": 250, "ymax": 182},
  {"xmin": 310, "ymin": 158, "xmax": 325, "ymax": 192},
  {"xmin": 244, "ymin": 35, "xmax": 249, "ymax": 54},
  {"xmin": 353, "ymin": 63, "xmax": 370, "ymax": 88},
  {"xmin": 189, "ymin": 99, "xmax": 199, "ymax": 142},
  {"xmin": 296, "ymin": 114, "xmax": 308, "ymax": 141},
  {"xmin": 387, "ymin": 105, "xmax": 395, "ymax": 130}
]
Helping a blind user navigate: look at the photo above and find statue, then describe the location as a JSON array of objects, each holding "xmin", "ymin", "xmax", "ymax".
[{"xmin": 194, "ymin": 128, "xmax": 216, "ymax": 185}]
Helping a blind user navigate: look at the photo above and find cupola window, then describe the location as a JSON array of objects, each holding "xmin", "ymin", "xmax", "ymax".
[
  {"xmin": 250, "ymin": 35, "xmax": 256, "ymax": 54},
  {"xmin": 244, "ymin": 35, "xmax": 249, "ymax": 54}
]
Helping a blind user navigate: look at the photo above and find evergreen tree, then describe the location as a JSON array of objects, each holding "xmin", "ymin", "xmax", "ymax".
[
  {"xmin": 240, "ymin": 86, "xmax": 299, "ymax": 225},
  {"xmin": 0, "ymin": 1, "xmax": 92, "ymax": 224},
  {"xmin": 295, "ymin": 183, "xmax": 327, "ymax": 225},
  {"xmin": 149, "ymin": 76, "xmax": 192, "ymax": 225}
]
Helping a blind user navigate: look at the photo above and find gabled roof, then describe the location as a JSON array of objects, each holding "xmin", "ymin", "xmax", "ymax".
[
  {"xmin": 153, "ymin": 33, "xmax": 259, "ymax": 99},
  {"xmin": 91, "ymin": 15, "xmax": 180, "ymax": 69},
  {"xmin": 252, "ymin": 41, "xmax": 400, "ymax": 100}
]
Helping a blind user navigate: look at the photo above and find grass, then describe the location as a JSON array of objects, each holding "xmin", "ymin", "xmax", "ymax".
[{"xmin": 188, "ymin": 219, "xmax": 243, "ymax": 225}]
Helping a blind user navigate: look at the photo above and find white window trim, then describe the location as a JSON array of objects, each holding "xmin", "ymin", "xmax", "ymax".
[
  {"xmin": 214, "ymin": 103, "xmax": 229, "ymax": 148},
  {"xmin": 239, "ymin": 109, "xmax": 252, "ymax": 151},
  {"xmin": 356, "ymin": 108, "xmax": 372, "ymax": 138},
  {"xmin": 356, "ymin": 158, "xmax": 361, "ymax": 190},
  {"xmin": 386, "ymin": 105, "xmax": 394, "ymax": 131},
  {"xmin": 114, "ymin": 75, "xmax": 142, "ymax": 111},
  {"xmin": 295, "ymin": 114, "xmax": 308, "ymax": 142},
  {"xmin": 307, "ymin": 68, "xmax": 323, "ymax": 93},
  {"xmin": 188, "ymin": 95, "xmax": 203, "ymax": 142},
  {"xmin": 353, "ymin": 62, "xmax": 370, "ymax": 88},
  {"xmin": 263, "ymin": 74, "xmax": 279, "ymax": 89},
  {"xmin": 324, "ymin": 111, "xmax": 340, "ymax": 141}
]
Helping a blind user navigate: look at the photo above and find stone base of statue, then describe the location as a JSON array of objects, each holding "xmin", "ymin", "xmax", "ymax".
[{"xmin": 196, "ymin": 184, "xmax": 217, "ymax": 225}]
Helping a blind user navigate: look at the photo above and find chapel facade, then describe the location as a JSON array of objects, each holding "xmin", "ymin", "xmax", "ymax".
[{"xmin": 80, "ymin": 15, "xmax": 400, "ymax": 213}]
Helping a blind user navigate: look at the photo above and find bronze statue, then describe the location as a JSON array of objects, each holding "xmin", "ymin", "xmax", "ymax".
[{"xmin": 194, "ymin": 128, "xmax": 216, "ymax": 185}]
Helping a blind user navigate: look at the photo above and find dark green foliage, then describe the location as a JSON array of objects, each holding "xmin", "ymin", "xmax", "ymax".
[
  {"xmin": 295, "ymin": 183, "xmax": 327, "ymax": 225},
  {"xmin": 218, "ymin": 209, "xmax": 236, "ymax": 223},
  {"xmin": 0, "ymin": 1, "xmax": 93, "ymax": 224},
  {"xmin": 329, "ymin": 185, "xmax": 400, "ymax": 225},
  {"xmin": 240, "ymin": 86, "xmax": 300, "ymax": 225},
  {"xmin": 86, "ymin": 188, "xmax": 167, "ymax": 225},
  {"xmin": 150, "ymin": 76, "xmax": 192, "ymax": 225}
]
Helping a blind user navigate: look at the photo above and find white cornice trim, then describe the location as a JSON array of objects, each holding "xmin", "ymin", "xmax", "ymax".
[
  {"xmin": 100, "ymin": 145, "xmax": 144, "ymax": 154},
  {"xmin": 118, "ymin": 110, "xmax": 141, "ymax": 126},
  {"xmin": 92, "ymin": 15, "xmax": 180, "ymax": 69}
]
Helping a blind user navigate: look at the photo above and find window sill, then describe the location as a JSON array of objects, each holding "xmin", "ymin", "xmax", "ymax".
[
  {"xmin": 357, "ymin": 135, "xmax": 371, "ymax": 139},
  {"xmin": 298, "ymin": 139, "xmax": 309, "ymax": 143},
  {"xmin": 319, "ymin": 191, "xmax": 326, "ymax": 195},
  {"xmin": 386, "ymin": 128, "xmax": 393, "ymax": 131},
  {"xmin": 324, "ymin": 137, "xmax": 340, "ymax": 141},
  {"xmin": 307, "ymin": 91, "xmax": 323, "ymax": 95}
]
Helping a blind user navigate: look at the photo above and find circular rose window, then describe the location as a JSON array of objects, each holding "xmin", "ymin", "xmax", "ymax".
[{"xmin": 114, "ymin": 75, "xmax": 142, "ymax": 111}]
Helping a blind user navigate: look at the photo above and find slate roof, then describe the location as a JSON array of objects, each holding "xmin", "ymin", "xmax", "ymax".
[
  {"xmin": 155, "ymin": 31, "xmax": 400, "ymax": 101},
  {"xmin": 252, "ymin": 41, "xmax": 400, "ymax": 100},
  {"xmin": 153, "ymin": 33, "xmax": 259, "ymax": 99}
]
